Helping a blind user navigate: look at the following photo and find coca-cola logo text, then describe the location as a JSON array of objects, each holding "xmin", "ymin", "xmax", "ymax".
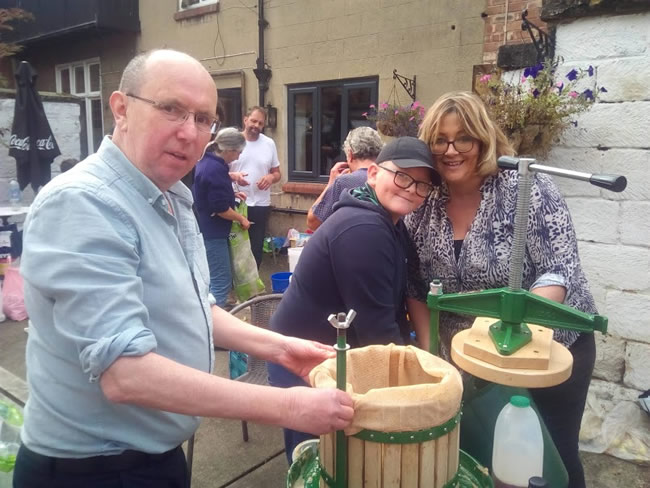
[{"xmin": 9, "ymin": 134, "xmax": 55, "ymax": 151}]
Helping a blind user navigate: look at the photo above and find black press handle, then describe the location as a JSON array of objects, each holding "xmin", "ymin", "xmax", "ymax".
[
  {"xmin": 497, "ymin": 156, "xmax": 519, "ymax": 170},
  {"xmin": 589, "ymin": 174, "xmax": 627, "ymax": 193}
]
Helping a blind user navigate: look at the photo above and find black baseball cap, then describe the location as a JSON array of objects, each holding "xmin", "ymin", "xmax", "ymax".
[{"xmin": 376, "ymin": 136, "xmax": 440, "ymax": 184}]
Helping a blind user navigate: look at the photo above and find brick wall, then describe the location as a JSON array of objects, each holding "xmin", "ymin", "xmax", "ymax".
[{"xmin": 483, "ymin": 0, "xmax": 546, "ymax": 64}]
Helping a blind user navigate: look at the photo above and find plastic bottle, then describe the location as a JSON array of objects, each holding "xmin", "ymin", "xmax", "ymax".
[
  {"xmin": 528, "ymin": 476, "xmax": 548, "ymax": 488},
  {"xmin": 492, "ymin": 395, "xmax": 544, "ymax": 488},
  {"xmin": 8, "ymin": 180, "xmax": 21, "ymax": 209},
  {"xmin": 0, "ymin": 401, "xmax": 22, "ymax": 488}
]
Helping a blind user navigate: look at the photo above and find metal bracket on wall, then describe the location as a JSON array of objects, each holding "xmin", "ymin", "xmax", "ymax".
[
  {"xmin": 521, "ymin": 8, "xmax": 555, "ymax": 63},
  {"xmin": 392, "ymin": 69, "xmax": 416, "ymax": 102}
]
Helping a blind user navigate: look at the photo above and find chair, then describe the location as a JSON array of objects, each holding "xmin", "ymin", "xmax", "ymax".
[
  {"xmin": 229, "ymin": 293, "xmax": 284, "ymax": 441},
  {"xmin": 185, "ymin": 293, "xmax": 283, "ymax": 485}
]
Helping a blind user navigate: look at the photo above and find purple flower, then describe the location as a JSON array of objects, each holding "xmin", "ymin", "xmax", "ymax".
[
  {"xmin": 582, "ymin": 89, "xmax": 594, "ymax": 100},
  {"xmin": 566, "ymin": 69, "xmax": 578, "ymax": 81},
  {"xmin": 523, "ymin": 67, "xmax": 531, "ymax": 78},
  {"xmin": 532, "ymin": 89, "xmax": 540, "ymax": 98},
  {"xmin": 556, "ymin": 81, "xmax": 564, "ymax": 94},
  {"xmin": 600, "ymin": 87, "xmax": 608, "ymax": 93},
  {"xmin": 527, "ymin": 63, "xmax": 543, "ymax": 79},
  {"xmin": 587, "ymin": 66, "xmax": 594, "ymax": 77},
  {"xmin": 571, "ymin": 121, "xmax": 579, "ymax": 127}
]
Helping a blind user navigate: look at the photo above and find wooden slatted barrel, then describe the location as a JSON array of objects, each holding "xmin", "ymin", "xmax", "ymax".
[{"xmin": 309, "ymin": 344, "xmax": 464, "ymax": 488}]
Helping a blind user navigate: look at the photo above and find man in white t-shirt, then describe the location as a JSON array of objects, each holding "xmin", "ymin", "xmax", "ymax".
[{"xmin": 233, "ymin": 106, "xmax": 281, "ymax": 267}]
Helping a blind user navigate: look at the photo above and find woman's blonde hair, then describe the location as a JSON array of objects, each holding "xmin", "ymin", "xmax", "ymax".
[{"xmin": 418, "ymin": 91, "xmax": 514, "ymax": 176}]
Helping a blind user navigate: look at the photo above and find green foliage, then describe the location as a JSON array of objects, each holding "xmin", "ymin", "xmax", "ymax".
[
  {"xmin": 0, "ymin": 8, "xmax": 33, "ymax": 88},
  {"xmin": 476, "ymin": 58, "xmax": 605, "ymax": 155}
]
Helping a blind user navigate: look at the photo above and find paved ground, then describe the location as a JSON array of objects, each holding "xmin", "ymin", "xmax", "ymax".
[{"xmin": 1, "ymin": 251, "xmax": 649, "ymax": 487}]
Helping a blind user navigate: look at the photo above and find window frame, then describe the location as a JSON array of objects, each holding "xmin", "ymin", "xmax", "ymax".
[
  {"xmin": 287, "ymin": 77, "xmax": 378, "ymax": 183},
  {"xmin": 178, "ymin": 0, "xmax": 219, "ymax": 11},
  {"xmin": 55, "ymin": 58, "xmax": 103, "ymax": 156}
]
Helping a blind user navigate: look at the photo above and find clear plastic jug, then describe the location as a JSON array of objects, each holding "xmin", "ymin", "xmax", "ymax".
[{"xmin": 492, "ymin": 395, "xmax": 543, "ymax": 488}]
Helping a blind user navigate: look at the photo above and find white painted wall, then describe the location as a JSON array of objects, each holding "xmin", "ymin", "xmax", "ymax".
[
  {"xmin": 0, "ymin": 97, "xmax": 82, "ymax": 205},
  {"xmin": 544, "ymin": 11, "xmax": 650, "ymax": 463}
]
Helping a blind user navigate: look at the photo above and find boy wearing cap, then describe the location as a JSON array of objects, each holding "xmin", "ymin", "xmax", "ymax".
[{"xmin": 268, "ymin": 136, "xmax": 438, "ymax": 459}]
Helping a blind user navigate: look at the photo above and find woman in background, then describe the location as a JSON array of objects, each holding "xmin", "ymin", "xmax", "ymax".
[
  {"xmin": 193, "ymin": 128, "xmax": 249, "ymax": 308},
  {"xmin": 405, "ymin": 91, "xmax": 597, "ymax": 488}
]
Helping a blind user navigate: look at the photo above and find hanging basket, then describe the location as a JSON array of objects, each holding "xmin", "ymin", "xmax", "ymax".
[
  {"xmin": 376, "ymin": 120, "xmax": 398, "ymax": 137},
  {"xmin": 507, "ymin": 124, "xmax": 555, "ymax": 157}
]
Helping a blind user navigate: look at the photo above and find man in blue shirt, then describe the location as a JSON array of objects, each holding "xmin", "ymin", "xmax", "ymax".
[
  {"xmin": 306, "ymin": 126, "xmax": 383, "ymax": 231},
  {"xmin": 14, "ymin": 49, "xmax": 353, "ymax": 488}
]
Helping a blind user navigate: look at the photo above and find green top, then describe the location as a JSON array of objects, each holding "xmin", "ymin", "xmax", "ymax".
[{"xmin": 510, "ymin": 395, "xmax": 530, "ymax": 408}]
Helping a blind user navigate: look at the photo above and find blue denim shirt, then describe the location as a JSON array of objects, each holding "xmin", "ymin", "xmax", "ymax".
[{"xmin": 20, "ymin": 137, "xmax": 215, "ymax": 457}]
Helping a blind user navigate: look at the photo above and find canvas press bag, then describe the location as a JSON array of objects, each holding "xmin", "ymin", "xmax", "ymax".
[
  {"xmin": 309, "ymin": 344, "xmax": 464, "ymax": 487},
  {"xmin": 310, "ymin": 343, "xmax": 463, "ymax": 434}
]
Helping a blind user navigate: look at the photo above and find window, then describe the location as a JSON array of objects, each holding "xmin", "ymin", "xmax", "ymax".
[
  {"xmin": 179, "ymin": 0, "xmax": 218, "ymax": 10},
  {"xmin": 56, "ymin": 59, "xmax": 103, "ymax": 156},
  {"xmin": 217, "ymin": 88, "xmax": 242, "ymax": 129},
  {"xmin": 288, "ymin": 78, "xmax": 378, "ymax": 182}
]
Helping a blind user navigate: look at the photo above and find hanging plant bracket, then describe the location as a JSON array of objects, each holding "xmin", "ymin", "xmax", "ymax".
[
  {"xmin": 521, "ymin": 8, "xmax": 555, "ymax": 63},
  {"xmin": 392, "ymin": 69, "xmax": 416, "ymax": 102}
]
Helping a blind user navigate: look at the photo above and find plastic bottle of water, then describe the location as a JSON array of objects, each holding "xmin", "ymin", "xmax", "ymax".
[
  {"xmin": 0, "ymin": 401, "xmax": 22, "ymax": 488},
  {"xmin": 8, "ymin": 180, "xmax": 21, "ymax": 209},
  {"xmin": 492, "ymin": 395, "xmax": 544, "ymax": 488}
]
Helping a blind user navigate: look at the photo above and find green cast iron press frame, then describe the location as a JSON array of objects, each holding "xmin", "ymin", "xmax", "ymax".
[
  {"xmin": 289, "ymin": 156, "xmax": 626, "ymax": 488},
  {"xmin": 428, "ymin": 156, "xmax": 624, "ymax": 356}
]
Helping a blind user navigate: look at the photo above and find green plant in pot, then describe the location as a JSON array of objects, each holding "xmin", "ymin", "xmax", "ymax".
[
  {"xmin": 476, "ymin": 58, "xmax": 606, "ymax": 157},
  {"xmin": 364, "ymin": 101, "xmax": 426, "ymax": 138}
]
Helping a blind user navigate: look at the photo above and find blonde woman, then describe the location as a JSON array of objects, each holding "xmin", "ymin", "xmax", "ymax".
[{"xmin": 405, "ymin": 91, "xmax": 596, "ymax": 488}]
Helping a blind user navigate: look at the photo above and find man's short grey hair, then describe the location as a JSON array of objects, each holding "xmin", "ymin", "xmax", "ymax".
[
  {"xmin": 119, "ymin": 50, "xmax": 155, "ymax": 94},
  {"xmin": 213, "ymin": 127, "xmax": 246, "ymax": 153},
  {"xmin": 343, "ymin": 127, "xmax": 383, "ymax": 160},
  {"xmin": 118, "ymin": 49, "xmax": 194, "ymax": 94}
]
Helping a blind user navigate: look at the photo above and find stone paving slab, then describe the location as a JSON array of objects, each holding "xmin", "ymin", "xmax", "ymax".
[{"xmin": 1, "ymin": 254, "xmax": 649, "ymax": 486}]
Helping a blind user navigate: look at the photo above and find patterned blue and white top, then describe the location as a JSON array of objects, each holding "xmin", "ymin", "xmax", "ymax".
[{"xmin": 405, "ymin": 169, "xmax": 597, "ymax": 361}]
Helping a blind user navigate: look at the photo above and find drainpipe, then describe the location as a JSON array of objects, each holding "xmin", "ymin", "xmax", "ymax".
[{"xmin": 253, "ymin": 0, "xmax": 272, "ymax": 106}]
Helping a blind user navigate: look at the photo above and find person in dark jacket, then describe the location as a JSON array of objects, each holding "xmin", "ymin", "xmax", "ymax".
[
  {"xmin": 268, "ymin": 136, "xmax": 438, "ymax": 460},
  {"xmin": 193, "ymin": 127, "xmax": 250, "ymax": 307}
]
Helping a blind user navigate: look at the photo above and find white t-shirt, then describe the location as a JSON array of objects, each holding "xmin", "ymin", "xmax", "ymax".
[{"xmin": 232, "ymin": 133, "xmax": 280, "ymax": 206}]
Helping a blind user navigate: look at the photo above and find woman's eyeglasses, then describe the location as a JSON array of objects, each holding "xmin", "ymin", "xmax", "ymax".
[
  {"xmin": 379, "ymin": 166, "xmax": 434, "ymax": 198},
  {"xmin": 431, "ymin": 136, "xmax": 476, "ymax": 155}
]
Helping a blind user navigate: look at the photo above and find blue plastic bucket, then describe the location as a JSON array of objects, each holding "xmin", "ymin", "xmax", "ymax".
[{"xmin": 271, "ymin": 272, "xmax": 292, "ymax": 293}]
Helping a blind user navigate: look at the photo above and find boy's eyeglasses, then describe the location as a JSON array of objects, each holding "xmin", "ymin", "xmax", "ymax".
[{"xmin": 379, "ymin": 166, "xmax": 434, "ymax": 198}]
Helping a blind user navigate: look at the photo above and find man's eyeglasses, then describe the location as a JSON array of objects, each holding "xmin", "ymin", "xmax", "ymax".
[
  {"xmin": 431, "ymin": 136, "xmax": 476, "ymax": 155},
  {"xmin": 379, "ymin": 166, "xmax": 434, "ymax": 198},
  {"xmin": 126, "ymin": 93, "xmax": 220, "ymax": 134}
]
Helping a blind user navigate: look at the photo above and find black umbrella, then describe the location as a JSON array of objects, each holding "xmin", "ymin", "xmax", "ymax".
[{"xmin": 8, "ymin": 60, "xmax": 61, "ymax": 191}]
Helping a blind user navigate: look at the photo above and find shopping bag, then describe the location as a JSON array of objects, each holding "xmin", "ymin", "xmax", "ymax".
[
  {"xmin": 2, "ymin": 266, "xmax": 27, "ymax": 321},
  {"xmin": 229, "ymin": 350, "xmax": 248, "ymax": 379},
  {"xmin": 228, "ymin": 201, "xmax": 265, "ymax": 302}
]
